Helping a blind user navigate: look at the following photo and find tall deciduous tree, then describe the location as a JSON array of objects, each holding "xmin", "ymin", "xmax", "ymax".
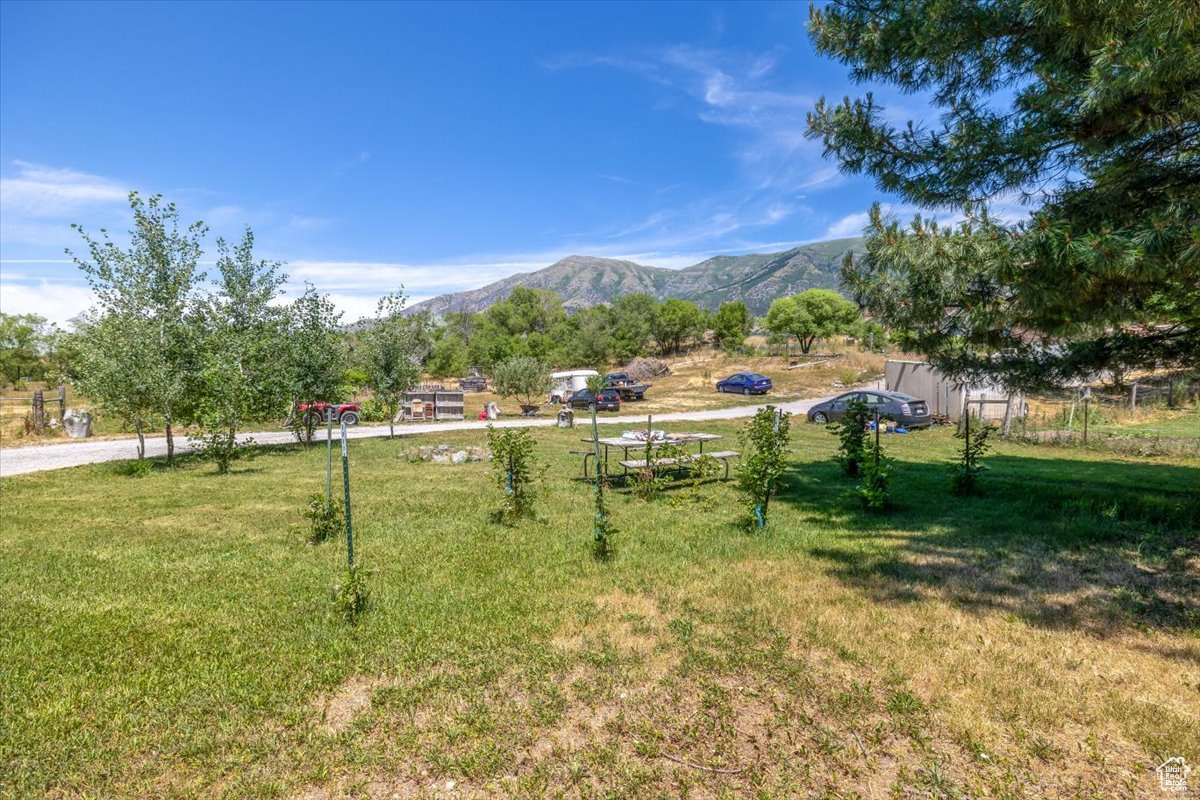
[
  {"xmin": 285, "ymin": 285, "xmax": 346, "ymax": 444},
  {"xmin": 188, "ymin": 229, "xmax": 289, "ymax": 472},
  {"xmin": 73, "ymin": 311, "xmax": 162, "ymax": 458},
  {"xmin": 765, "ymin": 289, "xmax": 859, "ymax": 354},
  {"xmin": 610, "ymin": 293, "xmax": 658, "ymax": 362},
  {"xmin": 363, "ymin": 291, "xmax": 428, "ymax": 438},
  {"xmin": 712, "ymin": 301, "xmax": 752, "ymax": 353},
  {"xmin": 69, "ymin": 192, "xmax": 207, "ymax": 463},
  {"xmin": 807, "ymin": 0, "xmax": 1200, "ymax": 389},
  {"xmin": 652, "ymin": 298, "xmax": 705, "ymax": 356},
  {"xmin": 0, "ymin": 313, "xmax": 56, "ymax": 387}
]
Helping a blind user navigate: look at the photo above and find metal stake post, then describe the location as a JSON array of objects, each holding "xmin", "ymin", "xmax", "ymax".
[
  {"xmin": 1083, "ymin": 392, "xmax": 1090, "ymax": 445},
  {"xmin": 341, "ymin": 421, "xmax": 354, "ymax": 569},
  {"xmin": 875, "ymin": 410, "xmax": 881, "ymax": 465},
  {"xmin": 325, "ymin": 408, "xmax": 334, "ymax": 514}
]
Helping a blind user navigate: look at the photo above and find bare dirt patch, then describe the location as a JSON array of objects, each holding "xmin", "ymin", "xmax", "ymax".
[{"xmin": 315, "ymin": 675, "xmax": 398, "ymax": 735}]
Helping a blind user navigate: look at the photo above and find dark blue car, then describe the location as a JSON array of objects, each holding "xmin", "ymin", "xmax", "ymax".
[{"xmin": 716, "ymin": 372, "xmax": 772, "ymax": 395}]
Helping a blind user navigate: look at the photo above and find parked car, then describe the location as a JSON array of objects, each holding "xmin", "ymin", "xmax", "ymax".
[
  {"xmin": 566, "ymin": 387, "xmax": 622, "ymax": 412},
  {"xmin": 806, "ymin": 390, "xmax": 931, "ymax": 428},
  {"xmin": 716, "ymin": 372, "xmax": 772, "ymax": 395},
  {"xmin": 297, "ymin": 401, "xmax": 361, "ymax": 426}
]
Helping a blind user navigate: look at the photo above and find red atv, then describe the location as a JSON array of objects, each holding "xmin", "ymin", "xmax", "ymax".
[{"xmin": 297, "ymin": 401, "xmax": 361, "ymax": 426}]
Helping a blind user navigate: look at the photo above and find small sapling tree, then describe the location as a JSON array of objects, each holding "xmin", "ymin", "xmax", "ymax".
[
  {"xmin": 854, "ymin": 415, "xmax": 893, "ymax": 511},
  {"xmin": 585, "ymin": 375, "xmax": 615, "ymax": 558},
  {"xmin": 831, "ymin": 395, "xmax": 871, "ymax": 476},
  {"xmin": 735, "ymin": 406, "xmax": 792, "ymax": 530},
  {"xmin": 486, "ymin": 426, "xmax": 541, "ymax": 524},
  {"xmin": 950, "ymin": 410, "xmax": 994, "ymax": 496}
]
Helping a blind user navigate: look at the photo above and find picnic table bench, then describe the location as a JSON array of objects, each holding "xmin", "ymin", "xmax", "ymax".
[
  {"xmin": 576, "ymin": 432, "xmax": 738, "ymax": 480},
  {"xmin": 619, "ymin": 450, "xmax": 740, "ymax": 479}
]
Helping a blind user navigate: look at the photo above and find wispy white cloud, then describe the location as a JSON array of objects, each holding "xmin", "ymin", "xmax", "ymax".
[
  {"xmin": 0, "ymin": 280, "xmax": 97, "ymax": 325},
  {"xmin": 544, "ymin": 42, "xmax": 833, "ymax": 250},
  {"xmin": 824, "ymin": 210, "xmax": 874, "ymax": 239},
  {"xmin": 0, "ymin": 161, "xmax": 129, "ymax": 217},
  {"xmin": 287, "ymin": 215, "xmax": 334, "ymax": 231}
]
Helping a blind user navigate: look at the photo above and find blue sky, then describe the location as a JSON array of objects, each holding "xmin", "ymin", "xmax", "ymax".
[{"xmin": 2, "ymin": 1, "xmax": 942, "ymax": 324}]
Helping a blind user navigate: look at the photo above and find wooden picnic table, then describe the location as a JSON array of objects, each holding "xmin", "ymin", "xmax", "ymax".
[{"xmin": 574, "ymin": 432, "xmax": 737, "ymax": 480}]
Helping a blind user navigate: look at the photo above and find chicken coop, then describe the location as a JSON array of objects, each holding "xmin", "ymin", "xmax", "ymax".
[{"xmin": 401, "ymin": 386, "xmax": 465, "ymax": 421}]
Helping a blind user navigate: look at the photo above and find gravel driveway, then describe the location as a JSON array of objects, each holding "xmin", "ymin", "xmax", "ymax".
[{"xmin": 0, "ymin": 396, "xmax": 829, "ymax": 478}]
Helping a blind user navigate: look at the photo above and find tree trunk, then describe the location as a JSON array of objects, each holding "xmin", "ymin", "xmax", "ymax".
[
  {"xmin": 135, "ymin": 418, "xmax": 146, "ymax": 460},
  {"xmin": 800, "ymin": 336, "xmax": 814, "ymax": 354},
  {"xmin": 164, "ymin": 412, "xmax": 175, "ymax": 465}
]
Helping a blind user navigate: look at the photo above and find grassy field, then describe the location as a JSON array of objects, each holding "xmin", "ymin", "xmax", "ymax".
[{"xmin": 1, "ymin": 417, "xmax": 1197, "ymax": 799}]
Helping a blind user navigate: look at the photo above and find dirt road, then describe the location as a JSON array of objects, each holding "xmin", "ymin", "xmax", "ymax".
[{"xmin": 0, "ymin": 397, "xmax": 833, "ymax": 478}]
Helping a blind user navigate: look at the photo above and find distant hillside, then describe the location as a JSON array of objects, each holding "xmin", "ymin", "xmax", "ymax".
[{"xmin": 406, "ymin": 238, "xmax": 862, "ymax": 316}]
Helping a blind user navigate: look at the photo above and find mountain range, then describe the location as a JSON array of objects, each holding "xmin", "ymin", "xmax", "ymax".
[{"xmin": 405, "ymin": 237, "xmax": 862, "ymax": 317}]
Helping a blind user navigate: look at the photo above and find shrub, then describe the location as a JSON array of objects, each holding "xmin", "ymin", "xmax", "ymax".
[
  {"xmin": 486, "ymin": 426, "xmax": 541, "ymax": 524},
  {"xmin": 332, "ymin": 564, "xmax": 369, "ymax": 623},
  {"xmin": 189, "ymin": 428, "xmax": 253, "ymax": 475},
  {"xmin": 670, "ymin": 452, "xmax": 720, "ymax": 509},
  {"xmin": 831, "ymin": 396, "xmax": 870, "ymax": 476},
  {"xmin": 735, "ymin": 406, "xmax": 792, "ymax": 529},
  {"xmin": 117, "ymin": 458, "xmax": 153, "ymax": 478},
  {"xmin": 359, "ymin": 395, "xmax": 389, "ymax": 422},
  {"xmin": 304, "ymin": 492, "xmax": 344, "ymax": 544}
]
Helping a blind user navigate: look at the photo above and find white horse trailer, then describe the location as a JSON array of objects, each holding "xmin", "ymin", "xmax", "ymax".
[{"xmin": 549, "ymin": 369, "xmax": 600, "ymax": 403}]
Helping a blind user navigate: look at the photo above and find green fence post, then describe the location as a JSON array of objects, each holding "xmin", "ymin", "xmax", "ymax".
[
  {"xmin": 341, "ymin": 421, "xmax": 354, "ymax": 569},
  {"xmin": 326, "ymin": 408, "xmax": 334, "ymax": 514}
]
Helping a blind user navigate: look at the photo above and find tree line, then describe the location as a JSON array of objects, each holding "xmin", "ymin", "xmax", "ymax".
[
  {"xmin": 48, "ymin": 192, "xmax": 431, "ymax": 469},
  {"xmin": 424, "ymin": 286, "xmax": 873, "ymax": 377},
  {"xmin": 0, "ymin": 192, "xmax": 872, "ymax": 469}
]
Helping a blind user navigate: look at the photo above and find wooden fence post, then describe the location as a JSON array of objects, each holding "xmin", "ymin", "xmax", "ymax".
[
  {"xmin": 57, "ymin": 385, "xmax": 66, "ymax": 421},
  {"xmin": 31, "ymin": 389, "xmax": 45, "ymax": 434}
]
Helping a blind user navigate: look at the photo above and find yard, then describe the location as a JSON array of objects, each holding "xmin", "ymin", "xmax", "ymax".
[{"xmin": 1, "ymin": 418, "xmax": 1197, "ymax": 799}]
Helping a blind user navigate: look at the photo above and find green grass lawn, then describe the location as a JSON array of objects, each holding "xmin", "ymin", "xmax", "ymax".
[{"xmin": 1, "ymin": 419, "xmax": 1197, "ymax": 799}]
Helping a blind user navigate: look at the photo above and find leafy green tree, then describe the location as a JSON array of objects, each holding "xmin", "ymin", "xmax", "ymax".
[
  {"xmin": 652, "ymin": 298, "xmax": 705, "ymax": 355},
  {"xmin": 610, "ymin": 293, "xmax": 658, "ymax": 362},
  {"xmin": 491, "ymin": 355, "xmax": 550, "ymax": 413},
  {"xmin": 765, "ymin": 289, "xmax": 859, "ymax": 354},
  {"xmin": 73, "ymin": 311, "xmax": 163, "ymax": 458},
  {"xmin": 0, "ymin": 313, "xmax": 56, "ymax": 387},
  {"xmin": 711, "ymin": 301, "xmax": 752, "ymax": 353},
  {"xmin": 426, "ymin": 330, "xmax": 470, "ymax": 379},
  {"xmin": 284, "ymin": 285, "xmax": 346, "ymax": 444},
  {"xmin": 188, "ymin": 230, "xmax": 289, "ymax": 472},
  {"xmin": 484, "ymin": 287, "xmax": 566, "ymax": 338},
  {"xmin": 807, "ymin": 0, "xmax": 1200, "ymax": 389},
  {"xmin": 69, "ymin": 192, "xmax": 207, "ymax": 463},
  {"xmin": 561, "ymin": 305, "xmax": 613, "ymax": 368},
  {"xmin": 363, "ymin": 291, "xmax": 428, "ymax": 438}
]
